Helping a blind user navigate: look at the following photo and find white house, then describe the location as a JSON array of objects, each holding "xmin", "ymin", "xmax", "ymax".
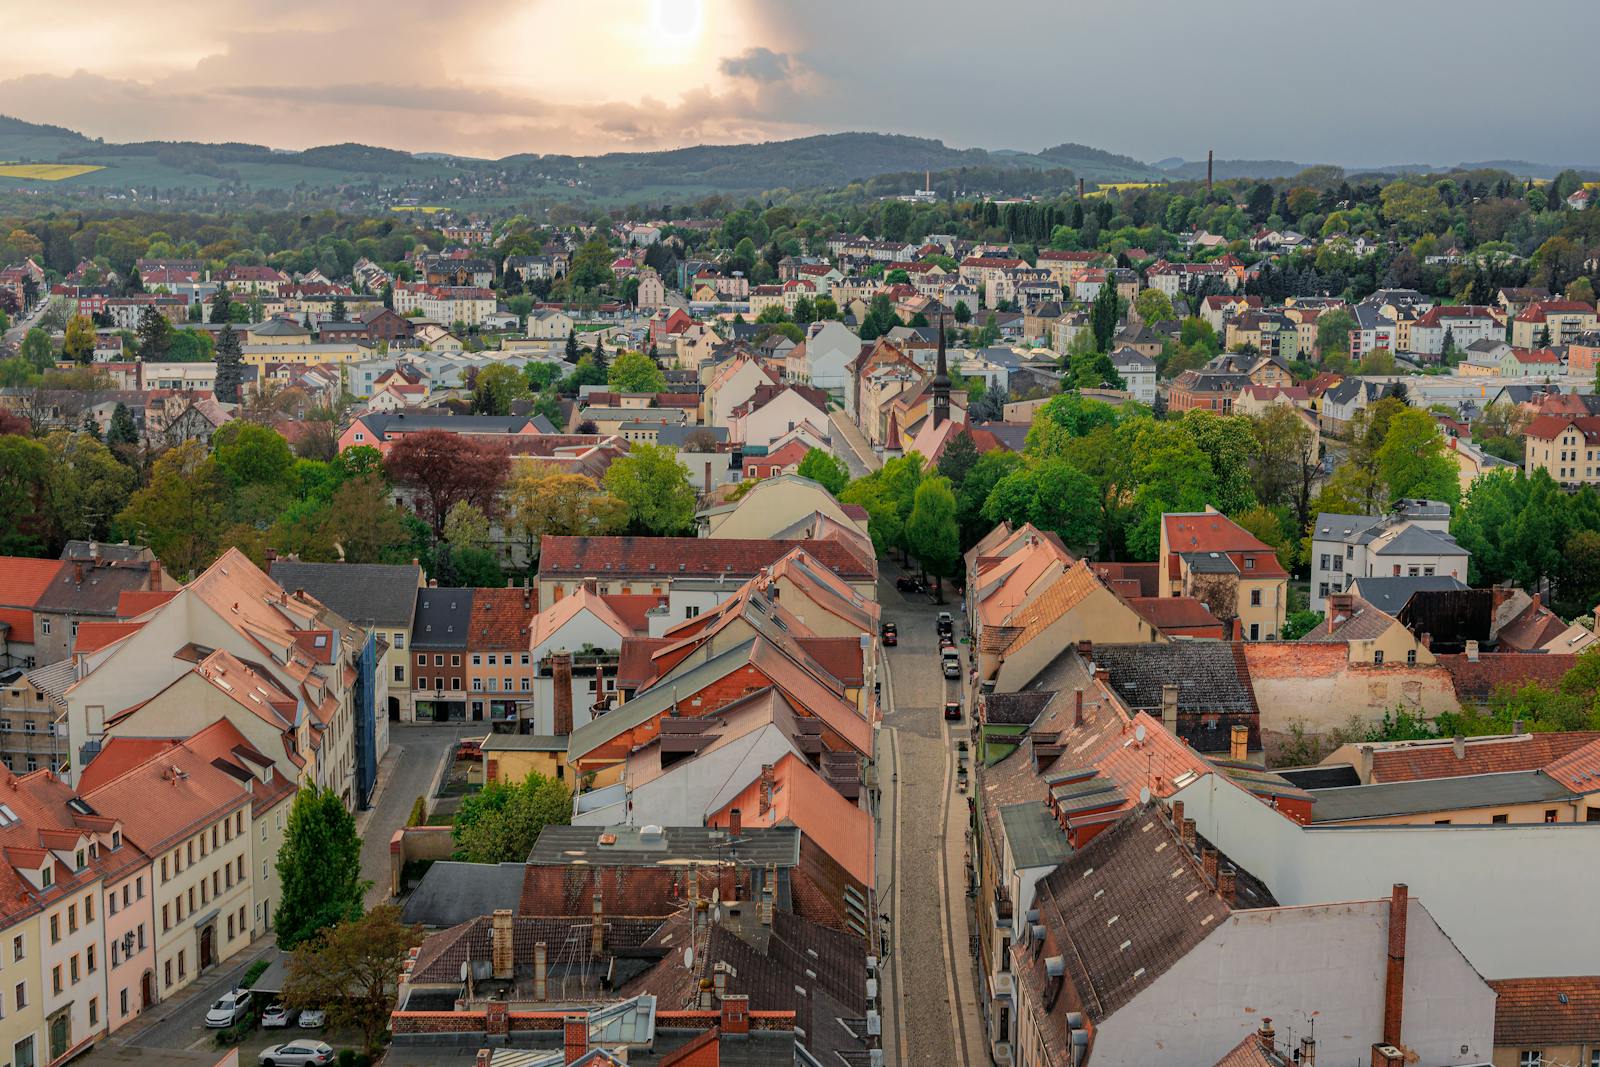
[
  {"xmin": 524, "ymin": 583, "xmax": 636, "ymax": 736},
  {"xmin": 1308, "ymin": 500, "xmax": 1465, "ymax": 611},
  {"xmin": 727, "ymin": 386, "xmax": 831, "ymax": 451},
  {"xmin": 1109, "ymin": 346, "xmax": 1158, "ymax": 404},
  {"xmin": 799, "ymin": 320, "xmax": 862, "ymax": 393}
]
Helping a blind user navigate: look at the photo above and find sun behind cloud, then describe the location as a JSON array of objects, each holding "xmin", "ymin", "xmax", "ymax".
[{"xmin": 651, "ymin": 0, "xmax": 705, "ymax": 47}]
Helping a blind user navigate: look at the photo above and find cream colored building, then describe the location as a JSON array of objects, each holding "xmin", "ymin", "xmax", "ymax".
[{"xmin": 695, "ymin": 475, "xmax": 866, "ymax": 540}]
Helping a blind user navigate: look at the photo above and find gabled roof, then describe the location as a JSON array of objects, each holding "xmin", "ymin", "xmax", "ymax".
[
  {"xmin": 1488, "ymin": 976, "xmax": 1600, "ymax": 1047},
  {"xmin": 709, "ymin": 752, "xmax": 874, "ymax": 887},
  {"xmin": 1365, "ymin": 731, "xmax": 1600, "ymax": 784},
  {"xmin": 540, "ymin": 536, "xmax": 874, "ymax": 584},
  {"xmin": 0, "ymin": 557, "xmax": 66, "ymax": 610},
  {"xmin": 269, "ymin": 561, "xmax": 424, "ymax": 628},
  {"xmin": 527, "ymin": 587, "xmax": 632, "ymax": 651},
  {"xmin": 1090, "ymin": 642, "xmax": 1256, "ymax": 715},
  {"xmin": 80, "ymin": 733, "xmax": 252, "ymax": 854}
]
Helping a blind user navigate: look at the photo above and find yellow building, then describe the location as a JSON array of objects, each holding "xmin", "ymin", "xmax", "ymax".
[
  {"xmin": 481, "ymin": 735, "xmax": 569, "ymax": 787},
  {"xmin": 241, "ymin": 343, "xmax": 372, "ymax": 367},
  {"xmin": 1160, "ymin": 509, "xmax": 1288, "ymax": 641}
]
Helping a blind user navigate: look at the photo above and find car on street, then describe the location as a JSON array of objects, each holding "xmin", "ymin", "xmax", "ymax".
[
  {"xmin": 261, "ymin": 1003, "xmax": 295, "ymax": 1028},
  {"xmin": 205, "ymin": 988, "xmax": 253, "ymax": 1028},
  {"xmin": 937, "ymin": 611, "xmax": 953, "ymax": 630},
  {"xmin": 297, "ymin": 1008, "xmax": 327, "ymax": 1029},
  {"xmin": 895, "ymin": 576, "xmax": 925, "ymax": 594},
  {"xmin": 944, "ymin": 700, "xmax": 962, "ymax": 721},
  {"xmin": 259, "ymin": 1040, "xmax": 334, "ymax": 1066},
  {"xmin": 942, "ymin": 650, "xmax": 961, "ymax": 678},
  {"xmin": 880, "ymin": 622, "xmax": 897, "ymax": 646}
]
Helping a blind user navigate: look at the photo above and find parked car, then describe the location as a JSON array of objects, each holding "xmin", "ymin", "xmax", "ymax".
[
  {"xmin": 261, "ymin": 1003, "xmax": 295, "ymax": 1028},
  {"xmin": 297, "ymin": 1008, "xmax": 327, "ymax": 1029},
  {"xmin": 880, "ymin": 622, "xmax": 897, "ymax": 646},
  {"xmin": 937, "ymin": 611, "xmax": 953, "ymax": 631},
  {"xmin": 259, "ymin": 1041, "xmax": 334, "ymax": 1067},
  {"xmin": 205, "ymin": 989, "xmax": 253, "ymax": 1028},
  {"xmin": 944, "ymin": 700, "xmax": 962, "ymax": 721},
  {"xmin": 895, "ymin": 576, "xmax": 925, "ymax": 594},
  {"xmin": 942, "ymin": 652, "xmax": 961, "ymax": 679}
]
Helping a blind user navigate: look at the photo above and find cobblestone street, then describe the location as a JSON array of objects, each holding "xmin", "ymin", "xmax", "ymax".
[{"xmin": 877, "ymin": 567, "xmax": 984, "ymax": 1066}]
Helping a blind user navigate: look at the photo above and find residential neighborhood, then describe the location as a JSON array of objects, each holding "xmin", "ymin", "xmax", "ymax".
[{"xmin": 2, "ymin": 8, "xmax": 1600, "ymax": 1066}]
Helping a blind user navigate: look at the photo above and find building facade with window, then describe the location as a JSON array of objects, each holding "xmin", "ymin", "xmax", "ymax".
[
  {"xmin": 464, "ymin": 588, "xmax": 539, "ymax": 728},
  {"xmin": 1308, "ymin": 501, "xmax": 1465, "ymax": 613},
  {"xmin": 411, "ymin": 587, "xmax": 474, "ymax": 723},
  {"xmin": 0, "ymin": 669, "xmax": 67, "ymax": 775}
]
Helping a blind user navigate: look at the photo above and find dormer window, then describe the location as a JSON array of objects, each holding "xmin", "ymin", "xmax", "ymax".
[
  {"xmin": 75, "ymin": 850, "xmax": 85, "ymax": 871},
  {"xmin": 110, "ymin": 831, "xmax": 121, "ymax": 851},
  {"xmin": 40, "ymin": 866, "xmax": 52, "ymax": 888}
]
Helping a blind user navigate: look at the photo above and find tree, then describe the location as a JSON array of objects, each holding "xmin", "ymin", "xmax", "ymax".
[
  {"xmin": 330, "ymin": 295, "xmax": 347, "ymax": 322},
  {"xmin": 1133, "ymin": 288, "xmax": 1175, "ymax": 325},
  {"xmin": 936, "ymin": 430, "xmax": 980, "ymax": 488},
  {"xmin": 1233, "ymin": 505, "xmax": 1297, "ymax": 571},
  {"xmin": 62, "ymin": 315, "xmax": 95, "ymax": 364},
  {"xmin": 591, "ymin": 335, "xmax": 608, "ymax": 373},
  {"xmin": 795, "ymin": 448, "xmax": 849, "ymax": 496},
  {"xmin": 1358, "ymin": 347, "xmax": 1396, "ymax": 375},
  {"xmin": 444, "ymin": 500, "xmax": 490, "ymax": 553},
  {"xmin": 106, "ymin": 403, "xmax": 139, "ymax": 449},
  {"xmin": 1088, "ymin": 281, "xmax": 1121, "ymax": 352},
  {"xmin": 1250, "ymin": 405, "xmax": 1318, "ymax": 533},
  {"xmin": 1282, "ymin": 610, "xmax": 1324, "ymax": 641},
  {"xmin": 282, "ymin": 906, "xmax": 419, "ymax": 1054},
  {"xmin": 1315, "ymin": 309, "xmax": 1356, "ymax": 360},
  {"xmin": 0, "ymin": 434, "xmax": 52, "ymax": 555},
  {"xmin": 115, "ymin": 440, "xmax": 228, "ymax": 579},
  {"xmin": 602, "ymin": 443, "xmax": 696, "ymax": 535},
  {"xmin": 385, "ymin": 431, "xmax": 511, "ymax": 538},
  {"xmin": 43, "ymin": 431, "xmax": 136, "ymax": 545},
  {"xmin": 452, "ymin": 772, "xmax": 572, "ymax": 865},
  {"xmin": 905, "ymin": 476, "xmax": 960, "ymax": 601},
  {"xmin": 20, "ymin": 328, "xmax": 52, "ymax": 373},
  {"xmin": 561, "ymin": 354, "xmax": 607, "ymax": 393},
  {"xmin": 953, "ymin": 300, "xmax": 972, "ymax": 324},
  {"xmin": 472, "ymin": 363, "xmax": 528, "ymax": 415},
  {"xmin": 274, "ymin": 786, "xmax": 367, "ymax": 949},
  {"xmin": 209, "ymin": 285, "xmax": 233, "ymax": 324},
  {"xmin": 524, "ymin": 361, "xmax": 561, "ymax": 392},
  {"xmin": 954, "ymin": 450, "xmax": 1023, "ymax": 548},
  {"xmin": 1376, "ymin": 408, "xmax": 1459, "ymax": 508},
  {"xmin": 450, "ymin": 546, "xmax": 504, "ymax": 587},
  {"xmin": 607, "ymin": 350, "xmax": 667, "ymax": 393},
  {"xmin": 1181, "ymin": 410, "xmax": 1259, "ymax": 516},
  {"xmin": 504, "ymin": 466, "xmax": 627, "ymax": 571},
  {"xmin": 135, "ymin": 306, "xmax": 173, "ymax": 360},
  {"xmin": 568, "ymin": 238, "xmax": 616, "ymax": 291},
  {"xmin": 214, "ymin": 324, "xmax": 243, "ymax": 404},
  {"xmin": 565, "ymin": 329, "xmax": 579, "ymax": 362}
]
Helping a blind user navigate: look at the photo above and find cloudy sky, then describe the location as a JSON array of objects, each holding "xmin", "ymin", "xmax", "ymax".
[{"xmin": 5, "ymin": 0, "xmax": 1597, "ymax": 166}]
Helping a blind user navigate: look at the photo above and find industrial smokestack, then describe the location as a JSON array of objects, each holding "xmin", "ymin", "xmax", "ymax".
[{"xmin": 1207, "ymin": 149, "xmax": 1214, "ymax": 194}]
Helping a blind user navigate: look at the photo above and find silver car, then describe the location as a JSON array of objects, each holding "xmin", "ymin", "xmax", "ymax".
[
  {"xmin": 297, "ymin": 1008, "xmax": 327, "ymax": 1029},
  {"xmin": 204, "ymin": 988, "xmax": 252, "ymax": 1028},
  {"xmin": 259, "ymin": 1041, "xmax": 334, "ymax": 1067}
]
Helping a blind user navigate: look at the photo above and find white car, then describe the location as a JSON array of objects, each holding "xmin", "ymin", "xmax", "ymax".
[
  {"xmin": 205, "ymin": 988, "xmax": 253, "ymax": 1028},
  {"xmin": 297, "ymin": 1008, "xmax": 327, "ymax": 1029},
  {"xmin": 259, "ymin": 1041, "xmax": 334, "ymax": 1067},
  {"xmin": 261, "ymin": 1003, "xmax": 294, "ymax": 1028}
]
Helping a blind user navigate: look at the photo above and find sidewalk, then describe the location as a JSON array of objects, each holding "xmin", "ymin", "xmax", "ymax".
[{"xmin": 112, "ymin": 934, "xmax": 279, "ymax": 1049}]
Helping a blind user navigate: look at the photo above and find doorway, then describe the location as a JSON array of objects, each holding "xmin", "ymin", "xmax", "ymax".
[
  {"xmin": 140, "ymin": 969, "xmax": 155, "ymax": 1010},
  {"xmin": 199, "ymin": 925, "xmax": 214, "ymax": 970}
]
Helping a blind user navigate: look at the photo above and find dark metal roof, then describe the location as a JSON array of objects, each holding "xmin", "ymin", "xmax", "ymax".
[
  {"xmin": 1091, "ymin": 643, "xmax": 1256, "ymax": 714},
  {"xmin": 528, "ymin": 825, "xmax": 800, "ymax": 868},
  {"xmin": 270, "ymin": 561, "xmax": 423, "ymax": 628},
  {"xmin": 413, "ymin": 587, "xmax": 475, "ymax": 649},
  {"xmin": 1308, "ymin": 770, "xmax": 1578, "ymax": 822},
  {"xmin": 400, "ymin": 861, "xmax": 525, "ymax": 928}
]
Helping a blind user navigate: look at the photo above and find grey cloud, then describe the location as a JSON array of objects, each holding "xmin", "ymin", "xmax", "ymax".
[{"xmin": 719, "ymin": 47, "xmax": 796, "ymax": 83}]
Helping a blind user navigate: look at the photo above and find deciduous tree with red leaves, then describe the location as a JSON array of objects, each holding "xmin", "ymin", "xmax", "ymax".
[{"xmin": 383, "ymin": 430, "xmax": 510, "ymax": 539}]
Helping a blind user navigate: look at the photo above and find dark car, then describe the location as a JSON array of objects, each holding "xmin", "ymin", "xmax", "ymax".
[
  {"xmin": 896, "ymin": 576, "xmax": 925, "ymax": 594},
  {"xmin": 943, "ymin": 700, "xmax": 962, "ymax": 721},
  {"xmin": 881, "ymin": 622, "xmax": 898, "ymax": 646}
]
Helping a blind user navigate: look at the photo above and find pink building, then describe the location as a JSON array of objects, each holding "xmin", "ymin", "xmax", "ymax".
[{"xmin": 101, "ymin": 846, "xmax": 155, "ymax": 1032}]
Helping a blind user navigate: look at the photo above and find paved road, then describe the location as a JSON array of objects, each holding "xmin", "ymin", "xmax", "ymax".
[
  {"xmin": 2, "ymin": 298, "xmax": 48, "ymax": 347},
  {"xmin": 829, "ymin": 409, "xmax": 879, "ymax": 479},
  {"xmin": 876, "ymin": 566, "xmax": 985, "ymax": 1067},
  {"xmin": 117, "ymin": 940, "xmax": 278, "ymax": 1050},
  {"xmin": 358, "ymin": 721, "xmax": 476, "ymax": 907}
]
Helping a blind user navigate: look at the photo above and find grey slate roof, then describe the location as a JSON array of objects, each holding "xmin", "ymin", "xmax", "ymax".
[
  {"xmin": 1348, "ymin": 575, "xmax": 1471, "ymax": 616},
  {"xmin": 360, "ymin": 412, "xmax": 534, "ymax": 436},
  {"xmin": 400, "ymin": 860, "xmax": 526, "ymax": 927},
  {"xmin": 270, "ymin": 561, "xmax": 423, "ymax": 628},
  {"xmin": 1090, "ymin": 643, "xmax": 1256, "ymax": 714},
  {"xmin": 1308, "ymin": 770, "xmax": 1578, "ymax": 822},
  {"xmin": 1313, "ymin": 512, "xmax": 1385, "ymax": 543},
  {"xmin": 655, "ymin": 424, "xmax": 728, "ymax": 448},
  {"xmin": 528, "ymin": 825, "xmax": 800, "ymax": 868},
  {"xmin": 999, "ymin": 802, "xmax": 1074, "ymax": 870},
  {"xmin": 1181, "ymin": 551, "xmax": 1239, "ymax": 575},
  {"xmin": 1372, "ymin": 525, "xmax": 1463, "ymax": 557},
  {"xmin": 413, "ymin": 587, "xmax": 474, "ymax": 649}
]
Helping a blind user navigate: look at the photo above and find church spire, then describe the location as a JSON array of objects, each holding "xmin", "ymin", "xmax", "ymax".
[{"xmin": 932, "ymin": 310, "xmax": 950, "ymax": 428}]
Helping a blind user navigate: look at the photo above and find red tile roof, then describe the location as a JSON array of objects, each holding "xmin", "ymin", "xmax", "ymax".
[
  {"xmin": 1163, "ymin": 512, "xmax": 1288, "ymax": 580},
  {"xmin": 116, "ymin": 589, "xmax": 179, "ymax": 618},
  {"xmin": 1437, "ymin": 652, "xmax": 1581, "ymax": 704},
  {"xmin": 540, "ymin": 537, "xmax": 875, "ymax": 583},
  {"xmin": 0, "ymin": 557, "xmax": 65, "ymax": 610},
  {"xmin": 600, "ymin": 594, "xmax": 664, "ymax": 635},
  {"xmin": 1524, "ymin": 414, "xmax": 1600, "ymax": 442},
  {"xmin": 1370, "ymin": 731, "xmax": 1600, "ymax": 783},
  {"xmin": 0, "ymin": 608, "xmax": 35, "ymax": 644},
  {"xmin": 708, "ymin": 752, "xmax": 874, "ymax": 887},
  {"xmin": 1127, "ymin": 597, "xmax": 1225, "ymax": 638},
  {"xmin": 468, "ymin": 587, "xmax": 539, "ymax": 651},
  {"xmin": 1488, "ymin": 976, "xmax": 1600, "ymax": 1045},
  {"xmin": 81, "ymin": 736, "xmax": 252, "ymax": 854},
  {"xmin": 71, "ymin": 621, "xmax": 145, "ymax": 654}
]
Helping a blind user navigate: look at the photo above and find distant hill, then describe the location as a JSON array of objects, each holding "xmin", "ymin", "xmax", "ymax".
[{"xmin": 0, "ymin": 114, "xmax": 1590, "ymax": 202}]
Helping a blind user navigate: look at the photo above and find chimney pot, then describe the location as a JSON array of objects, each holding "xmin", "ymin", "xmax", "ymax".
[
  {"xmin": 1512, "ymin": 718, "xmax": 1524, "ymax": 735},
  {"xmin": 563, "ymin": 1014, "xmax": 589, "ymax": 1066},
  {"xmin": 1453, "ymin": 734, "xmax": 1466, "ymax": 760},
  {"xmin": 1181, "ymin": 818, "xmax": 1197, "ymax": 849},
  {"xmin": 1257, "ymin": 1017, "xmax": 1275, "ymax": 1053}
]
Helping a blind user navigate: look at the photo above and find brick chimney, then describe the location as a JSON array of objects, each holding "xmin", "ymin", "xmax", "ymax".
[
  {"xmin": 581, "ymin": 576, "xmax": 598, "ymax": 597},
  {"xmin": 491, "ymin": 909, "xmax": 515, "ymax": 980},
  {"xmin": 552, "ymin": 650, "xmax": 574, "ymax": 736},
  {"xmin": 1073, "ymin": 688, "xmax": 1084, "ymax": 728},
  {"xmin": 1160, "ymin": 684, "xmax": 1179, "ymax": 735},
  {"xmin": 534, "ymin": 941, "xmax": 547, "ymax": 1001},
  {"xmin": 729, "ymin": 807, "xmax": 742, "ymax": 837},
  {"xmin": 1171, "ymin": 800, "xmax": 1184, "ymax": 827},
  {"xmin": 564, "ymin": 1014, "xmax": 588, "ymax": 1065},
  {"xmin": 1181, "ymin": 818, "xmax": 1197, "ymax": 850},
  {"xmin": 720, "ymin": 994, "xmax": 750, "ymax": 1036},
  {"xmin": 759, "ymin": 763, "xmax": 776, "ymax": 815},
  {"xmin": 590, "ymin": 892, "xmax": 605, "ymax": 958},
  {"xmin": 1257, "ymin": 1017, "xmax": 1275, "ymax": 1053},
  {"xmin": 1218, "ymin": 866, "xmax": 1237, "ymax": 905},
  {"xmin": 475, "ymin": 1051, "xmax": 494, "ymax": 1067},
  {"xmin": 148, "ymin": 559, "xmax": 162, "ymax": 591},
  {"xmin": 1371, "ymin": 1045, "xmax": 1404, "ymax": 1067},
  {"xmin": 1382, "ymin": 884, "xmax": 1408, "ymax": 1050},
  {"xmin": 1229, "ymin": 724, "xmax": 1249, "ymax": 762},
  {"xmin": 1201, "ymin": 847, "xmax": 1218, "ymax": 886}
]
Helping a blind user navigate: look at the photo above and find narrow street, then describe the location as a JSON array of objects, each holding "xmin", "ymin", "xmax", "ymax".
[
  {"xmin": 358, "ymin": 721, "xmax": 476, "ymax": 907},
  {"xmin": 830, "ymin": 409, "xmax": 880, "ymax": 478},
  {"xmin": 875, "ymin": 566, "xmax": 986, "ymax": 1067}
]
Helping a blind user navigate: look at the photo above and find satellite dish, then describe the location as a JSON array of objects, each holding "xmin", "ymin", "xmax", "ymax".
[
  {"xmin": 1138, "ymin": 786, "xmax": 1151, "ymax": 805},
  {"xmin": 684, "ymin": 947, "xmax": 695, "ymax": 970},
  {"xmin": 1134, "ymin": 723, "xmax": 1147, "ymax": 743},
  {"xmin": 712, "ymin": 887, "xmax": 721, "ymax": 904}
]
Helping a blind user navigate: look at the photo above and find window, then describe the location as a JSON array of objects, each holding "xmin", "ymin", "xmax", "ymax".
[
  {"xmin": 13, "ymin": 984, "xmax": 23, "ymax": 1011},
  {"xmin": 12, "ymin": 937, "xmax": 21, "ymax": 963},
  {"xmin": 1346, "ymin": 545, "xmax": 1354, "ymax": 559},
  {"xmin": 1248, "ymin": 623, "xmax": 1260, "ymax": 641},
  {"xmin": 1492, "ymin": 814, "xmax": 1509, "ymax": 824},
  {"xmin": 1249, "ymin": 589, "xmax": 1261, "ymax": 607},
  {"xmin": 164, "ymin": 961, "xmax": 172, "ymax": 989},
  {"xmin": 393, "ymin": 665, "xmax": 404, "ymax": 683},
  {"xmin": 161, "ymin": 904, "xmax": 169, "ymax": 932},
  {"xmin": 1319, "ymin": 554, "xmax": 1330, "ymax": 571},
  {"xmin": 83, "ymin": 894, "xmax": 92, "ymax": 923},
  {"xmin": 433, "ymin": 654, "xmax": 443, "ymax": 666},
  {"xmin": 69, "ymin": 956, "xmax": 78, "ymax": 984},
  {"xmin": 1318, "ymin": 582, "xmax": 1330, "ymax": 599},
  {"xmin": 1332, "ymin": 555, "xmax": 1343, "ymax": 572},
  {"xmin": 1373, "ymin": 650, "xmax": 1384, "ymax": 665},
  {"xmin": 85, "ymin": 945, "xmax": 93, "ymax": 973},
  {"xmin": 40, "ymin": 867, "xmax": 50, "ymax": 888},
  {"xmin": 451, "ymin": 677, "xmax": 462, "ymax": 691},
  {"xmin": 40, "ymin": 619, "xmax": 50, "ymax": 636},
  {"xmin": 394, "ymin": 633, "xmax": 404, "ymax": 650},
  {"xmin": 111, "ymin": 830, "xmax": 120, "ymax": 850},
  {"xmin": 1243, "ymin": 557, "xmax": 1255, "ymax": 570},
  {"xmin": 472, "ymin": 654, "xmax": 481, "ymax": 666},
  {"xmin": 416, "ymin": 653, "xmax": 426, "ymax": 667},
  {"xmin": 1545, "ymin": 809, "xmax": 1558, "ymax": 823},
  {"xmin": 49, "ymin": 916, "xmax": 58, "ymax": 944},
  {"xmin": 472, "ymin": 678, "xmax": 483, "ymax": 692},
  {"xmin": 1406, "ymin": 650, "xmax": 1417, "ymax": 665},
  {"xmin": 120, "ymin": 989, "xmax": 128, "ymax": 1017},
  {"xmin": 1519, "ymin": 1053, "xmax": 1542, "ymax": 1067},
  {"xmin": 51, "ymin": 966, "xmax": 61, "ymax": 995},
  {"xmin": 160, "ymin": 857, "xmax": 167, "ymax": 882},
  {"xmin": 520, "ymin": 653, "xmax": 530, "ymax": 666},
  {"xmin": 451, "ymin": 655, "xmax": 461, "ymax": 667},
  {"xmin": 178, "ymin": 950, "xmax": 186, "ymax": 980}
]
